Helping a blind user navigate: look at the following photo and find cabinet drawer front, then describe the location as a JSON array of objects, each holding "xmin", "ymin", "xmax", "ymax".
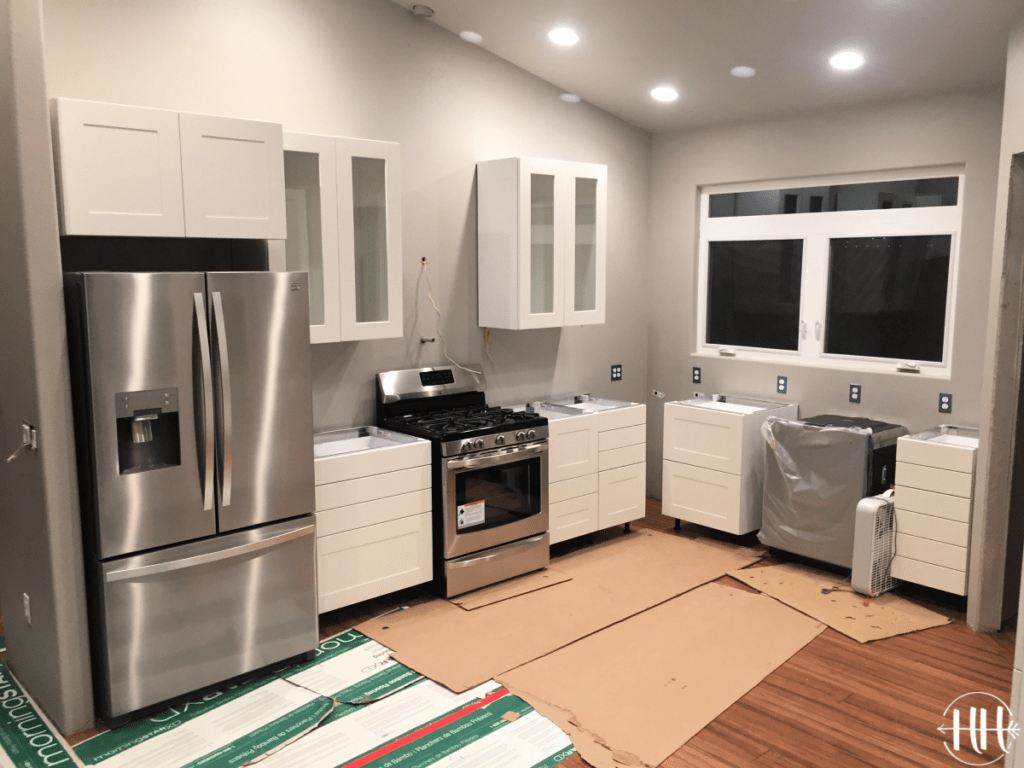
[
  {"xmin": 550, "ymin": 473, "xmax": 599, "ymax": 504},
  {"xmin": 548, "ymin": 414, "xmax": 600, "ymax": 483},
  {"xmin": 896, "ymin": 462, "xmax": 973, "ymax": 499},
  {"xmin": 316, "ymin": 489, "xmax": 432, "ymax": 537},
  {"xmin": 549, "ymin": 492, "xmax": 599, "ymax": 545},
  {"xmin": 894, "ymin": 486, "xmax": 971, "ymax": 523},
  {"xmin": 895, "ymin": 533, "xmax": 968, "ymax": 570},
  {"xmin": 891, "ymin": 556, "xmax": 966, "ymax": 596},
  {"xmin": 598, "ymin": 404, "xmax": 646, "ymax": 433},
  {"xmin": 315, "ymin": 465, "xmax": 431, "ymax": 512},
  {"xmin": 662, "ymin": 461, "xmax": 744, "ymax": 535},
  {"xmin": 897, "ymin": 436, "xmax": 976, "ymax": 474},
  {"xmin": 599, "ymin": 442, "xmax": 646, "ymax": 472},
  {"xmin": 895, "ymin": 509, "xmax": 969, "ymax": 547},
  {"xmin": 663, "ymin": 403, "xmax": 742, "ymax": 475},
  {"xmin": 599, "ymin": 423, "xmax": 646, "ymax": 452},
  {"xmin": 56, "ymin": 99, "xmax": 186, "ymax": 237},
  {"xmin": 317, "ymin": 513, "xmax": 432, "ymax": 613},
  {"xmin": 314, "ymin": 441, "xmax": 430, "ymax": 486},
  {"xmin": 598, "ymin": 462, "xmax": 646, "ymax": 527}
]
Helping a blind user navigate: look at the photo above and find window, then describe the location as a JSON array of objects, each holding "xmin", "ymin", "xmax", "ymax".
[{"xmin": 697, "ymin": 170, "xmax": 963, "ymax": 373}]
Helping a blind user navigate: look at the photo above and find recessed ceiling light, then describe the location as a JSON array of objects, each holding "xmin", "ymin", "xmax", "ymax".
[
  {"xmin": 560, "ymin": 93, "xmax": 581, "ymax": 103},
  {"xmin": 548, "ymin": 27, "xmax": 580, "ymax": 46},
  {"xmin": 650, "ymin": 86, "xmax": 679, "ymax": 103},
  {"xmin": 830, "ymin": 50, "xmax": 865, "ymax": 71},
  {"xmin": 460, "ymin": 30, "xmax": 483, "ymax": 44},
  {"xmin": 731, "ymin": 66, "xmax": 756, "ymax": 78}
]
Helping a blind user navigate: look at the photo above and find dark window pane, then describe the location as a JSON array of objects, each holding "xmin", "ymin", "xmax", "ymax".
[
  {"xmin": 825, "ymin": 235, "xmax": 951, "ymax": 362},
  {"xmin": 709, "ymin": 177, "xmax": 959, "ymax": 217},
  {"xmin": 707, "ymin": 240, "xmax": 803, "ymax": 351}
]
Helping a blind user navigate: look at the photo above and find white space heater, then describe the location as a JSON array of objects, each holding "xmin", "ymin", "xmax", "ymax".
[{"xmin": 851, "ymin": 490, "xmax": 899, "ymax": 597}]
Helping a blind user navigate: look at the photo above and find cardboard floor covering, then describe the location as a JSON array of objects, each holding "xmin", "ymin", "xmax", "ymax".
[
  {"xmin": 449, "ymin": 568, "xmax": 572, "ymax": 610},
  {"xmin": 499, "ymin": 582, "xmax": 826, "ymax": 768},
  {"xmin": 728, "ymin": 562, "xmax": 951, "ymax": 643},
  {"xmin": 357, "ymin": 529, "xmax": 762, "ymax": 693}
]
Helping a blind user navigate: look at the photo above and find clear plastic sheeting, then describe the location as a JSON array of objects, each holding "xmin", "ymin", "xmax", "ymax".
[{"xmin": 759, "ymin": 417, "xmax": 873, "ymax": 568}]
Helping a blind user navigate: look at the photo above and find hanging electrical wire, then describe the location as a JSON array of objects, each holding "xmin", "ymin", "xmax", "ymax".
[{"xmin": 421, "ymin": 258, "xmax": 482, "ymax": 375}]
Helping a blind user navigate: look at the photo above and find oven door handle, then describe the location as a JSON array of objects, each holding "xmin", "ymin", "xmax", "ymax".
[{"xmin": 446, "ymin": 442, "xmax": 548, "ymax": 471}]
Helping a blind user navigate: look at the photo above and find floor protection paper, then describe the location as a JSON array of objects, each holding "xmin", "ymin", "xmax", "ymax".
[
  {"xmin": 728, "ymin": 562, "xmax": 951, "ymax": 643},
  {"xmin": 0, "ymin": 661, "xmax": 80, "ymax": 768},
  {"xmin": 449, "ymin": 569, "xmax": 572, "ymax": 611},
  {"xmin": 357, "ymin": 530, "xmax": 762, "ymax": 692},
  {"xmin": 498, "ymin": 582, "xmax": 827, "ymax": 768}
]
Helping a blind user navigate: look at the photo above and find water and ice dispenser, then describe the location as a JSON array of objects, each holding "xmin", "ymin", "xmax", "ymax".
[{"xmin": 114, "ymin": 387, "xmax": 181, "ymax": 474}]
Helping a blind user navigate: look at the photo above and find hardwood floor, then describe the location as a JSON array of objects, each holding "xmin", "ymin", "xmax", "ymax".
[{"xmin": 2, "ymin": 499, "xmax": 1016, "ymax": 767}]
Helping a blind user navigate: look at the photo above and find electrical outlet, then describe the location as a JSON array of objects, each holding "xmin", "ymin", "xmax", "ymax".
[
  {"xmin": 776, "ymin": 375, "xmax": 788, "ymax": 395},
  {"xmin": 611, "ymin": 364, "xmax": 623, "ymax": 382},
  {"xmin": 849, "ymin": 383, "xmax": 862, "ymax": 404},
  {"xmin": 23, "ymin": 593, "xmax": 30, "ymax": 626},
  {"xmin": 939, "ymin": 393, "xmax": 953, "ymax": 414},
  {"xmin": 692, "ymin": 367, "xmax": 702, "ymax": 384}
]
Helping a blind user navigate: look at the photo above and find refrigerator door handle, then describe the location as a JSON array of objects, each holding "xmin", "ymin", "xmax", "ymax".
[
  {"xmin": 211, "ymin": 291, "xmax": 233, "ymax": 508},
  {"xmin": 193, "ymin": 293, "xmax": 216, "ymax": 512},
  {"xmin": 104, "ymin": 525, "xmax": 313, "ymax": 582}
]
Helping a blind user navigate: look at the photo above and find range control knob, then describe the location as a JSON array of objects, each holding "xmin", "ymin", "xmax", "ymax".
[
  {"xmin": 494, "ymin": 434, "xmax": 506, "ymax": 445},
  {"xmin": 475, "ymin": 438, "xmax": 485, "ymax": 450},
  {"xmin": 527, "ymin": 429, "xmax": 536, "ymax": 440},
  {"xmin": 516, "ymin": 431, "xmax": 527, "ymax": 442},
  {"xmin": 461, "ymin": 441, "xmax": 472, "ymax": 453}
]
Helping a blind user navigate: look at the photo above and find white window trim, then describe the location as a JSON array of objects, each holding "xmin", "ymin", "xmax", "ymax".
[{"xmin": 695, "ymin": 169, "xmax": 965, "ymax": 379}]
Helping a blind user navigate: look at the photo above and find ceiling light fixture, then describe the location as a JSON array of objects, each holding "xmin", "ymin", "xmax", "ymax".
[
  {"xmin": 548, "ymin": 27, "xmax": 580, "ymax": 46},
  {"xmin": 650, "ymin": 86, "xmax": 679, "ymax": 103},
  {"xmin": 731, "ymin": 66, "xmax": 756, "ymax": 78},
  {"xmin": 829, "ymin": 50, "xmax": 865, "ymax": 71},
  {"xmin": 459, "ymin": 30, "xmax": 483, "ymax": 44},
  {"xmin": 560, "ymin": 93, "xmax": 581, "ymax": 103}
]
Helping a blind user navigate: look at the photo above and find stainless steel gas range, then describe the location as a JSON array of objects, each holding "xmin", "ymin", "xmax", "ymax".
[{"xmin": 376, "ymin": 366, "xmax": 549, "ymax": 597}]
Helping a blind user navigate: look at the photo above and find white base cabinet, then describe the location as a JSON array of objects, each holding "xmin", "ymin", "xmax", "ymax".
[
  {"xmin": 314, "ymin": 429, "xmax": 432, "ymax": 613},
  {"xmin": 539, "ymin": 400, "xmax": 646, "ymax": 545},
  {"xmin": 662, "ymin": 396, "xmax": 797, "ymax": 535},
  {"xmin": 891, "ymin": 426, "xmax": 978, "ymax": 596},
  {"xmin": 53, "ymin": 98, "xmax": 285, "ymax": 239}
]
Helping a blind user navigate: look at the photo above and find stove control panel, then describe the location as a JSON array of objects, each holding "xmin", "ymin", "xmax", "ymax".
[{"xmin": 444, "ymin": 426, "xmax": 549, "ymax": 457}]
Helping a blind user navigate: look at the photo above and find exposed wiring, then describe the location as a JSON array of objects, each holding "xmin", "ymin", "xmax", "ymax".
[{"xmin": 421, "ymin": 259, "xmax": 482, "ymax": 375}]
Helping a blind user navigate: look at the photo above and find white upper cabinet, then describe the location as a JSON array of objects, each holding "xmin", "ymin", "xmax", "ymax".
[
  {"xmin": 179, "ymin": 113, "xmax": 286, "ymax": 239},
  {"xmin": 277, "ymin": 132, "xmax": 341, "ymax": 344},
  {"xmin": 271, "ymin": 134, "xmax": 403, "ymax": 343},
  {"xmin": 337, "ymin": 137, "xmax": 403, "ymax": 341},
  {"xmin": 52, "ymin": 98, "xmax": 285, "ymax": 240},
  {"xmin": 477, "ymin": 157, "xmax": 607, "ymax": 330},
  {"xmin": 54, "ymin": 99, "xmax": 186, "ymax": 237}
]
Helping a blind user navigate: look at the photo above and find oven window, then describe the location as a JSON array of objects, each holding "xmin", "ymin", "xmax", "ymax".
[{"xmin": 454, "ymin": 455, "xmax": 542, "ymax": 533}]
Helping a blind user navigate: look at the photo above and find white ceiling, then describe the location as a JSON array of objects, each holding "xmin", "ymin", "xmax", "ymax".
[{"xmin": 395, "ymin": 0, "xmax": 1022, "ymax": 133}]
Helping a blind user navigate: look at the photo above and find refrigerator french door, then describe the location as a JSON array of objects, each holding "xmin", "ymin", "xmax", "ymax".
[{"xmin": 64, "ymin": 271, "xmax": 318, "ymax": 724}]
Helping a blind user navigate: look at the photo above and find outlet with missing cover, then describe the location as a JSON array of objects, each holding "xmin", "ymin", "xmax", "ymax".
[
  {"xmin": 692, "ymin": 367, "xmax": 702, "ymax": 384},
  {"xmin": 611, "ymin": 364, "xmax": 622, "ymax": 382},
  {"xmin": 849, "ymin": 384, "xmax": 862, "ymax": 404},
  {"xmin": 939, "ymin": 393, "xmax": 953, "ymax": 414},
  {"xmin": 777, "ymin": 376, "xmax": 788, "ymax": 395}
]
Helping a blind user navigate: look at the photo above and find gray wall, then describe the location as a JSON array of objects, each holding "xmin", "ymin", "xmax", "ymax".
[
  {"xmin": 0, "ymin": 0, "xmax": 93, "ymax": 735},
  {"xmin": 646, "ymin": 89, "xmax": 1004, "ymax": 497},
  {"xmin": 41, "ymin": 0, "xmax": 653, "ymax": 426}
]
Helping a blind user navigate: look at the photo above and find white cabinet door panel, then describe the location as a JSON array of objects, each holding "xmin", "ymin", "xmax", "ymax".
[
  {"xmin": 548, "ymin": 414, "xmax": 599, "ymax": 482},
  {"xmin": 563, "ymin": 162, "xmax": 607, "ymax": 327},
  {"xmin": 54, "ymin": 98, "xmax": 185, "ymax": 237},
  {"xmin": 662, "ymin": 460, "xmax": 744, "ymax": 535},
  {"xmin": 663, "ymin": 402, "xmax": 742, "ymax": 475},
  {"xmin": 598, "ymin": 462, "xmax": 646, "ymax": 527},
  {"xmin": 549, "ymin": 473, "xmax": 599, "ymax": 504},
  {"xmin": 893, "ymin": 486, "xmax": 971, "ymax": 523},
  {"xmin": 598, "ymin": 442, "xmax": 646, "ymax": 472},
  {"xmin": 896, "ymin": 462, "xmax": 973, "ymax": 499},
  {"xmin": 316, "ymin": 489, "xmax": 432, "ymax": 537},
  {"xmin": 315, "ymin": 465, "xmax": 431, "ymax": 512},
  {"xmin": 179, "ymin": 113, "xmax": 286, "ymax": 239},
  {"xmin": 549, "ymin": 492, "xmax": 599, "ymax": 545},
  {"xmin": 891, "ymin": 556, "xmax": 966, "ymax": 596}
]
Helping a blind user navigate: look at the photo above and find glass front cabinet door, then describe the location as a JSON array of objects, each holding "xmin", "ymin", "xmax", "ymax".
[
  {"xmin": 477, "ymin": 157, "xmax": 607, "ymax": 330},
  {"xmin": 271, "ymin": 133, "xmax": 403, "ymax": 343}
]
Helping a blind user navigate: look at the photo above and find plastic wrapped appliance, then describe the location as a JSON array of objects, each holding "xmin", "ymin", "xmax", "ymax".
[{"xmin": 759, "ymin": 416, "xmax": 907, "ymax": 568}]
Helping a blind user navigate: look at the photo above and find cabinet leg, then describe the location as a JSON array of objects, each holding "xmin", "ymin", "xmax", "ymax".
[
  {"xmin": 674, "ymin": 518, "xmax": 681, "ymax": 531},
  {"xmin": 623, "ymin": 522, "xmax": 631, "ymax": 534}
]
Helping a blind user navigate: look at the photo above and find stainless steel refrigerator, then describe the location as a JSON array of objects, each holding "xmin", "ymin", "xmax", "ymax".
[{"xmin": 64, "ymin": 271, "xmax": 318, "ymax": 725}]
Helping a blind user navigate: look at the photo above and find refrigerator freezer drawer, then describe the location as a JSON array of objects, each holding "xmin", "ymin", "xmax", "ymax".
[{"xmin": 96, "ymin": 517, "xmax": 317, "ymax": 720}]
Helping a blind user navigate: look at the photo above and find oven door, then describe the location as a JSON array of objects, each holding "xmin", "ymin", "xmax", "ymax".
[{"xmin": 441, "ymin": 441, "xmax": 549, "ymax": 559}]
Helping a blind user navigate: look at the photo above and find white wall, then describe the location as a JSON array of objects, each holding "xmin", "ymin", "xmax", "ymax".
[
  {"xmin": 41, "ymin": 0, "xmax": 653, "ymax": 427},
  {"xmin": 647, "ymin": 90, "xmax": 1003, "ymax": 496}
]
